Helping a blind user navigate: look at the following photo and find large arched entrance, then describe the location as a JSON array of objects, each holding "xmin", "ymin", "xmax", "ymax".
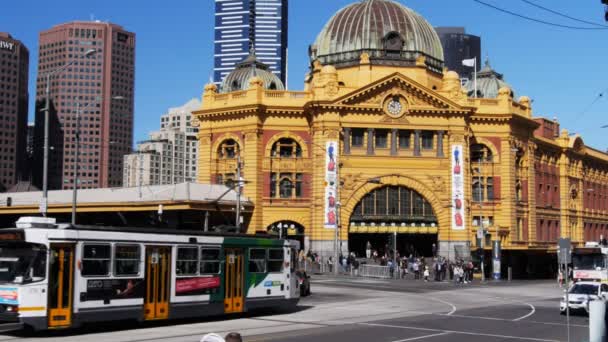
[
  {"xmin": 348, "ymin": 186, "xmax": 438, "ymax": 258},
  {"xmin": 266, "ymin": 221, "xmax": 305, "ymax": 250}
]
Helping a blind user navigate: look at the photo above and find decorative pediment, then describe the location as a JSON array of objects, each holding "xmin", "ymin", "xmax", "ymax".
[{"xmin": 333, "ymin": 73, "xmax": 469, "ymax": 114}]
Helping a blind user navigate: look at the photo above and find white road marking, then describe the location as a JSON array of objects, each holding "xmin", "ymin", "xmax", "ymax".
[
  {"xmin": 391, "ymin": 332, "xmax": 451, "ymax": 341},
  {"xmin": 427, "ymin": 296, "xmax": 457, "ymax": 315},
  {"xmin": 513, "ymin": 302, "xmax": 536, "ymax": 321},
  {"xmin": 436, "ymin": 313, "xmax": 588, "ymax": 327},
  {"xmin": 359, "ymin": 322, "xmax": 561, "ymax": 342}
]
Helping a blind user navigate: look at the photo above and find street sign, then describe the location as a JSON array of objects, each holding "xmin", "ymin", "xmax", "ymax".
[{"xmin": 558, "ymin": 238, "xmax": 571, "ymax": 265}]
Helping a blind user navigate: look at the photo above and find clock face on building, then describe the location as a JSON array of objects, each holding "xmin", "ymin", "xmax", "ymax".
[{"xmin": 385, "ymin": 96, "xmax": 405, "ymax": 118}]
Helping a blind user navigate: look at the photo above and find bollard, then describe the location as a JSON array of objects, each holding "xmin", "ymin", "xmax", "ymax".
[
  {"xmin": 508, "ymin": 267, "xmax": 512, "ymax": 282},
  {"xmin": 589, "ymin": 300, "xmax": 607, "ymax": 342}
]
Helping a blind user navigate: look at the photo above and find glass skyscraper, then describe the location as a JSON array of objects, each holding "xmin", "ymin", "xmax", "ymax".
[{"xmin": 214, "ymin": 0, "xmax": 288, "ymax": 87}]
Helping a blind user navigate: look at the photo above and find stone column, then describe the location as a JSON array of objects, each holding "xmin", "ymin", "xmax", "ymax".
[
  {"xmin": 414, "ymin": 130, "xmax": 421, "ymax": 156},
  {"xmin": 391, "ymin": 128, "xmax": 398, "ymax": 156},
  {"xmin": 437, "ymin": 131, "xmax": 444, "ymax": 157},
  {"xmin": 343, "ymin": 128, "xmax": 351, "ymax": 155},
  {"xmin": 367, "ymin": 128, "xmax": 374, "ymax": 155}
]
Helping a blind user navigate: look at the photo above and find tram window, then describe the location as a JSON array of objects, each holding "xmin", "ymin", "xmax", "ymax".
[
  {"xmin": 82, "ymin": 244, "xmax": 111, "ymax": 276},
  {"xmin": 176, "ymin": 247, "xmax": 198, "ymax": 276},
  {"xmin": 114, "ymin": 244, "xmax": 140, "ymax": 276},
  {"xmin": 249, "ymin": 248, "xmax": 266, "ymax": 273},
  {"xmin": 200, "ymin": 248, "xmax": 221, "ymax": 274},
  {"xmin": 268, "ymin": 249, "xmax": 284, "ymax": 273}
]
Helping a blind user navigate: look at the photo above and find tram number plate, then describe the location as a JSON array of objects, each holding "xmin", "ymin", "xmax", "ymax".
[{"xmin": 229, "ymin": 254, "xmax": 235, "ymax": 264}]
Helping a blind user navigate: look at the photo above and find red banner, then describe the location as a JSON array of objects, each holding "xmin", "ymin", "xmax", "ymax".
[{"xmin": 176, "ymin": 277, "xmax": 220, "ymax": 294}]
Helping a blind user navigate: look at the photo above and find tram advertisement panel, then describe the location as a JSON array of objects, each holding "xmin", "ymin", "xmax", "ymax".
[
  {"xmin": 0, "ymin": 287, "xmax": 17, "ymax": 305},
  {"xmin": 83, "ymin": 278, "xmax": 144, "ymax": 301},
  {"xmin": 175, "ymin": 276, "xmax": 220, "ymax": 296}
]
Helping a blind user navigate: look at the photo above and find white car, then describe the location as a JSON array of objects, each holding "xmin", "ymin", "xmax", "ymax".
[{"xmin": 560, "ymin": 281, "xmax": 608, "ymax": 314}]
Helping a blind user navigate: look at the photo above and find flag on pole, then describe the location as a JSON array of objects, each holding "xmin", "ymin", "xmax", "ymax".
[{"xmin": 462, "ymin": 58, "xmax": 476, "ymax": 67}]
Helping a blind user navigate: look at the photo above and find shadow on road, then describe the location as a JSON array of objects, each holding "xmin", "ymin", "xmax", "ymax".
[{"xmin": 6, "ymin": 304, "xmax": 313, "ymax": 338}]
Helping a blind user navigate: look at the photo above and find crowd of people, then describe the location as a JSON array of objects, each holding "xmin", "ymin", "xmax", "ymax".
[{"xmin": 294, "ymin": 241, "xmax": 480, "ymax": 284}]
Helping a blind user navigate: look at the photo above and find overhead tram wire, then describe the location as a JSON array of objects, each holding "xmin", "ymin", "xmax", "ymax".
[
  {"xmin": 520, "ymin": 0, "xmax": 608, "ymax": 28},
  {"xmin": 473, "ymin": 0, "xmax": 608, "ymax": 30},
  {"xmin": 577, "ymin": 87, "xmax": 608, "ymax": 119}
]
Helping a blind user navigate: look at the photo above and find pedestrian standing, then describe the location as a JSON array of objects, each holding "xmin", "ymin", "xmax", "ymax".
[
  {"xmin": 423, "ymin": 266, "xmax": 430, "ymax": 282},
  {"xmin": 366, "ymin": 241, "xmax": 372, "ymax": 259},
  {"xmin": 432, "ymin": 243, "xmax": 437, "ymax": 257},
  {"xmin": 413, "ymin": 260, "xmax": 420, "ymax": 280}
]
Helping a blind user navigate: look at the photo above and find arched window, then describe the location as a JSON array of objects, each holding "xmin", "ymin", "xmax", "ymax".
[
  {"xmin": 383, "ymin": 31, "xmax": 404, "ymax": 52},
  {"xmin": 218, "ymin": 139, "xmax": 239, "ymax": 159},
  {"xmin": 472, "ymin": 179, "xmax": 484, "ymax": 202},
  {"xmin": 231, "ymin": 80, "xmax": 240, "ymax": 90},
  {"xmin": 269, "ymin": 82, "xmax": 277, "ymax": 90},
  {"xmin": 270, "ymin": 172, "xmax": 303, "ymax": 199},
  {"xmin": 351, "ymin": 186, "xmax": 437, "ymax": 225},
  {"xmin": 471, "ymin": 144, "xmax": 493, "ymax": 163},
  {"xmin": 279, "ymin": 177, "xmax": 293, "ymax": 198},
  {"xmin": 271, "ymin": 138, "xmax": 302, "ymax": 158}
]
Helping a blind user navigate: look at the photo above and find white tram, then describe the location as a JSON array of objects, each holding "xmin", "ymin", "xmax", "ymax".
[{"xmin": 0, "ymin": 217, "xmax": 299, "ymax": 331}]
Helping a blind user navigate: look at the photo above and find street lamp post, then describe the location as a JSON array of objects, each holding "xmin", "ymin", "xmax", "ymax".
[{"xmin": 43, "ymin": 48, "xmax": 97, "ymax": 217}]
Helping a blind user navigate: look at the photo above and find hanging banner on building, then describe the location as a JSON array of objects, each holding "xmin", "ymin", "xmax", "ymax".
[
  {"xmin": 451, "ymin": 145, "xmax": 465, "ymax": 230},
  {"xmin": 324, "ymin": 141, "xmax": 338, "ymax": 229}
]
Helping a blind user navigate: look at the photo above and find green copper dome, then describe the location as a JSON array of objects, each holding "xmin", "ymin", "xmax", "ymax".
[
  {"xmin": 310, "ymin": 0, "xmax": 444, "ymax": 72},
  {"xmin": 221, "ymin": 52, "xmax": 285, "ymax": 93}
]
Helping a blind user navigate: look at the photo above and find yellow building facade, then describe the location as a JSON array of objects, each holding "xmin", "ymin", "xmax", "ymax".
[{"xmin": 194, "ymin": 0, "xmax": 608, "ymax": 276}]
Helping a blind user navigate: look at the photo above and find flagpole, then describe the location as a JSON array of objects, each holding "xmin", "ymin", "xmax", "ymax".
[{"xmin": 474, "ymin": 57, "xmax": 477, "ymax": 99}]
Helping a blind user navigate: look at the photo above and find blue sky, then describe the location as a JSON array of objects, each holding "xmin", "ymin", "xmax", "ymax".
[{"xmin": 5, "ymin": 0, "xmax": 608, "ymax": 150}]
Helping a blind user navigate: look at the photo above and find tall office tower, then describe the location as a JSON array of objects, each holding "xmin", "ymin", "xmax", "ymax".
[
  {"xmin": 213, "ymin": 0, "xmax": 288, "ymax": 87},
  {"xmin": 123, "ymin": 99, "xmax": 200, "ymax": 187},
  {"xmin": 435, "ymin": 27, "xmax": 481, "ymax": 80},
  {"xmin": 0, "ymin": 33, "xmax": 29, "ymax": 192},
  {"xmin": 34, "ymin": 21, "xmax": 135, "ymax": 190}
]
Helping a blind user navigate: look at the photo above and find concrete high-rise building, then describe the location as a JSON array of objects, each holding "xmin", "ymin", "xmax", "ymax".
[
  {"xmin": 213, "ymin": 0, "xmax": 288, "ymax": 87},
  {"xmin": 33, "ymin": 21, "xmax": 135, "ymax": 191},
  {"xmin": 123, "ymin": 99, "xmax": 200, "ymax": 188},
  {"xmin": 0, "ymin": 33, "xmax": 29, "ymax": 192},
  {"xmin": 435, "ymin": 27, "xmax": 481, "ymax": 80}
]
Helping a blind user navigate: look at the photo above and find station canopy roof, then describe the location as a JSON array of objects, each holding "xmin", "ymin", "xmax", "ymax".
[{"xmin": 0, "ymin": 182, "xmax": 251, "ymax": 212}]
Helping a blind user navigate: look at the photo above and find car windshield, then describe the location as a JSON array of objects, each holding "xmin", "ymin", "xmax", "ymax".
[
  {"xmin": 0, "ymin": 243, "xmax": 47, "ymax": 284},
  {"xmin": 570, "ymin": 284, "xmax": 598, "ymax": 295},
  {"xmin": 573, "ymin": 253, "xmax": 605, "ymax": 270}
]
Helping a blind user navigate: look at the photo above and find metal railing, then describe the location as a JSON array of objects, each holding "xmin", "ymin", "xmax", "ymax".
[{"xmin": 357, "ymin": 264, "xmax": 392, "ymax": 279}]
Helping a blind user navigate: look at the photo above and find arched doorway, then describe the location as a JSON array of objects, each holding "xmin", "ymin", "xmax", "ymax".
[
  {"xmin": 267, "ymin": 221, "xmax": 305, "ymax": 250},
  {"xmin": 348, "ymin": 186, "xmax": 438, "ymax": 258}
]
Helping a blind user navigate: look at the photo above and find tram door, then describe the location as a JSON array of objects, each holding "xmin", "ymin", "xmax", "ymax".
[
  {"xmin": 224, "ymin": 248, "xmax": 244, "ymax": 313},
  {"xmin": 48, "ymin": 244, "xmax": 74, "ymax": 328},
  {"xmin": 144, "ymin": 247, "xmax": 170, "ymax": 320}
]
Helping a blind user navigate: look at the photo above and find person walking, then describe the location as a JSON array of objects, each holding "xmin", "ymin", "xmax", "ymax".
[
  {"xmin": 423, "ymin": 265, "xmax": 430, "ymax": 282},
  {"xmin": 388, "ymin": 259, "xmax": 395, "ymax": 278},
  {"xmin": 413, "ymin": 260, "xmax": 420, "ymax": 280},
  {"xmin": 366, "ymin": 241, "xmax": 372, "ymax": 259}
]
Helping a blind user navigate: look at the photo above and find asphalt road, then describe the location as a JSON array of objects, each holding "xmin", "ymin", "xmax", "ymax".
[{"xmin": 0, "ymin": 277, "xmax": 588, "ymax": 342}]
